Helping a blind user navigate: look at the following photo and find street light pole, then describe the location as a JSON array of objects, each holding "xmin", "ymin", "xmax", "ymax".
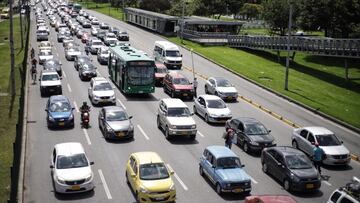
[
  {"xmin": 181, "ymin": 0, "xmax": 185, "ymax": 44},
  {"xmin": 284, "ymin": 1, "xmax": 293, "ymax": 91},
  {"xmin": 191, "ymin": 48, "xmax": 195, "ymax": 79}
]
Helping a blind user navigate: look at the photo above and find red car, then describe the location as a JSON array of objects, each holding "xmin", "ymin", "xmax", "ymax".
[
  {"xmin": 155, "ymin": 63, "xmax": 168, "ymax": 86},
  {"xmin": 163, "ymin": 71, "xmax": 194, "ymax": 99},
  {"xmin": 81, "ymin": 32, "xmax": 90, "ymax": 43},
  {"xmin": 245, "ymin": 195, "xmax": 298, "ymax": 203}
]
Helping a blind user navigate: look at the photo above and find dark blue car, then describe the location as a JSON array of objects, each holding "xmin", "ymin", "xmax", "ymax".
[{"xmin": 46, "ymin": 95, "xmax": 75, "ymax": 128}]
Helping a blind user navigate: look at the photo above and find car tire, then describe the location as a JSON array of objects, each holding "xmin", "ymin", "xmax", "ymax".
[
  {"xmin": 205, "ymin": 114, "xmax": 209, "ymax": 123},
  {"xmin": 199, "ymin": 165, "xmax": 204, "ymax": 176},
  {"xmin": 157, "ymin": 116, "xmax": 161, "ymax": 130},
  {"xmin": 292, "ymin": 140, "xmax": 298, "ymax": 149},
  {"xmin": 190, "ymin": 134, "xmax": 196, "ymax": 140},
  {"xmin": 165, "ymin": 127, "xmax": 171, "ymax": 140},
  {"xmin": 125, "ymin": 171, "xmax": 129, "ymax": 184},
  {"xmin": 205, "ymin": 86, "xmax": 209, "ymax": 94},
  {"xmin": 243, "ymin": 142, "xmax": 249, "ymax": 153},
  {"xmin": 171, "ymin": 90, "xmax": 175, "ymax": 98},
  {"xmin": 216, "ymin": 183, "xmax": 222, "ymax": 195},
  {"xmin": 193, "ymin": 106, "xmax": 197, "ymax": 115},
  {"xmin": 262, "ymin": 162, "xmax": 268, "ymax": 174},
  {"xmin": 136, "ymin": 191, "xmax": 140, "ymax": 203},
  {"xmin": 58, "ymin": 89, "xmax": 62, "ymax": 95},
  {"xmin": 283, "ymin": 179, "xmax": 291, "ymax": 191}
]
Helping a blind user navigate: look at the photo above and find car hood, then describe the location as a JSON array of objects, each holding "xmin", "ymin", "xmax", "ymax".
[
  {"xmin": 100, "ymin": 54, "xmax": 109, "ymax": 58},
  {"xmin": 39, "ymin": 55, "xmax": 53, "ymax": 60},
  {"xmin": 56, "ymin": 166, "xmax": 92, "ymax": 181},
  {"xmin": 216, "ymin": 168, "xmax": 250, "ymax": 182},
  {"xmin": 91, "ymin": 45, "xmax": 102, "ymax": 48},
  {"xmin": 248, "ymin": 134, "xmax": 274, "ymax": 143},
  {"xmin": 41, "ymin": 80, "xmax": 61, "ymax": 86},
  {"xmin": 207, "ymin": 108, "xmax": 231, "ymax": 116},
  {"xmin": 167, "ymin": 117, "xmax": 195, "ymax": 126},
  {"xmin": 107, "ymin": 120, "xmax": 131, "ymax": 131},
  {"xmin": 165, "ymin": 56, "xmax": 182, "ymax": 62},
  {"xmin": 173, "ymin": 84, "xmax": 192, "ymax": 90},
  {"xmin": 141, "ymin": 177, "xmax": 173, "ymax": 192},
  {"xmin": 291, "ymin": 167, "xmax": 318, "ymax": 179},
  {"xmin": 49, "ymin": 111, "xmax": 72, "ymax": 119},
  {"xmin": 216, "ymin": 87, "xmax": 237, "ymax": 94},
  {"xmin": 155, "ymin": 73, "xmax": 166, "ymax": 78},
  {"xmin": 67, "ymin": 51, "xmax": 81, "ymax": 56},
  {"xmin": 321, "ymin": 145, "xmax": 349, "ymax": 155},
  {"xmin": 93, "ymin": 90, "xmax": 115, "ymax": 97}
]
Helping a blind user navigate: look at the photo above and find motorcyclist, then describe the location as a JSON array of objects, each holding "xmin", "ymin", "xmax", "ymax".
[
  {"xmin": 80, "ymin": 101, "xmax": 91, "ymax": 122},
  {"xmin": 31, "ymin": 47, "xmax": 35, "ymax": 59}
]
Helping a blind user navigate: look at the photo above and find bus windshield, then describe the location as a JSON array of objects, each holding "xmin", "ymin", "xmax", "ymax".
[{"xmin": 127, "ymin": 63, "xmax": 155, "ymax": 86}]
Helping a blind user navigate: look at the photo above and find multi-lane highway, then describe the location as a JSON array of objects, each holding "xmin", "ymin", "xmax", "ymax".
[{"xmin": 23, "ymin": 4, "xmax": 360, "ymax": 203}]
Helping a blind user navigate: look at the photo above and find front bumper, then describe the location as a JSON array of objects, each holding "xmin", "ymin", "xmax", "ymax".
[
  {"xmin": 118, "ymin": 36, "xmax": 129, "ymax": 41},
  {"xmin": 81, "ymin": 72, "xmax": 97, "ymax": 80},
  {"xmin": 290, "ymin": 179, "xmax": 321, "ymax": 192},
  {"xmin": 173, "ymin": 91, "xmax": 194, "ymax": 98},
  {"xmin": 41, "ymin": 86, "xmax": 62, "ymax": 95},
  {"xmin": 105, "ymin": 129, "xmax": 134, "ymax": 139},
  {"xmin": 164, "ymin": 62, "xmax": 182, "ymax": 69},
  {"xmin": 323, "ymin": 155, "xmax": 351, "ymax": 165},
  {"xmin": 47, "ymin": 117, "xmax": 74, "ymax": 128},
  {"xmin": 54, "ymin": 178, "xmax": 94, "ymax": 193},
  {"xmin": 217, "ymin": 93, "xmax": 238, "ymax": 101},
  {"xmin": 168, "ymin": 128, "xmax": 197, "ymax": 136},
  {"xmin": 92, "ymin": 96, "xmax": 116, "ymax": 105},
  {"xmin": 221, "ymin": 183, "xmax": 251, "ymax": 194},
  {"xmin": 138, "ymin": 190, "xmax": 176, "ymax": 203},
  {"xmin": 248, "ymin": 142, "xmax": 276, "ymax": 151},
  {"xmin": 208, "ymin": 116, "xmax": 232, "ymax": 123}
]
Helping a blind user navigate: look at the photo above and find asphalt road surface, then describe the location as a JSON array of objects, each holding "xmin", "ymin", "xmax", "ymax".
[{"xmin": 23, "ymin": 6, "xmax": 360, "ymax": 203}]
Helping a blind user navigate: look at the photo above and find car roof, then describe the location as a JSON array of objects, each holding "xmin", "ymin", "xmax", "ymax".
[
  {"xmin": 103, "ymin": 106, "xmax": 125, "ymax": 112},
  {"xmin": 41, "ymin": 70, "xmax": 58, "ymax": 74},
  {"xmin": 206, "ymin": 145, "xmax": 238, "ymax": 159},
  {"xmin": 271, "ymin": 146, "xmax": 305, "ymax": 156},
  {"xmin": 155, "ymin": 41, "xmax": 179, "ymax": 50},
  {"xmin": 49, "ymin": 95, "xmax": 69, "ymax": 103},
  {"xmin": 55, "ymin": 142, "xmax": 85, "ymax": 156},
  {"xmin": 210, "ymin": 77, "xmax": 227, "ymax": 81},
  {"xmin": 167, "ymin": 71, "xmax": 186, "ymax": 78},
  {"xmin": 301, "ymin": 126, "xmax": 334, "ymax": 135},
  {"xmin": 200, "ymin": 94, "xmax": 222, "ymax": 100},
  {"xmin": 161, "ymin": 98, "xmax": 188, "ymax": 108},
  {"xmin": 132, "ymin": 151, "xmax": 163, "ymax": 165},
  {"xmin": 233, "ymin": 117, "xmax": 260, "ymax": 124}
]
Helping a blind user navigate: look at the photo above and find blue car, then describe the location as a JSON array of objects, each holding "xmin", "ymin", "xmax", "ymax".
[
  {"xmin": 199, "ymin": 146, "xmax": 252, "ymax": 195},
  {"xmin": 46, "ymin": 95, "xmax": 75, "ymax": 128}
]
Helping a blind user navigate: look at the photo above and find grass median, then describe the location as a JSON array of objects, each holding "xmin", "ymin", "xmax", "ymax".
[
  {"xmin": 0, "ymin": 17, "xmax": 26, "ymax": 202},
  {"xmin": 79, "ymin": 1, "xmax": 124, "ymax": 21},
  {"xmin": 167, "ymin": 37, "xmax": 360, "ymax": 128}
]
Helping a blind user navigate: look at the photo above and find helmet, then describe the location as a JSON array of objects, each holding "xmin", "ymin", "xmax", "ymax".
[
  {"xmin": 227, "ymin": 128, "xmax": 234, "ymax": 133},
  {"xmin": 83, "ymin": 101, "xmax": 87, "ymax": 106}
]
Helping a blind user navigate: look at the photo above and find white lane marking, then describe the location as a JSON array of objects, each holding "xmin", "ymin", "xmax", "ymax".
[
  {"xmin": 137, "ymin": 125, "xmax": 149, "ymax": 140},
  {"xmin": 322, "ymin": 180, "xmax": 332, "ymax": 187},
  {"xmin": 56, "ymin": 53, "xmax": 59, "ymax": 57},
  {"xmin": 82, "ymin": 129, "xmax": 92, "ymax": 145},
  {"xmin": 62, "ymin": 71, "xmax": 67, "ymax": 78},
  {"xmin": 73, "ymin": 101, "xmax": 79, "ymax": 113},
  {"xmin": 250, "ymin": 176, "xmax": 258, "ymax": 184},
  {"xmin": 197, "ymin": 131, "xmax": 204, "ymax": 137},
  {"xmin": 98, "ymin": 169, "xmax": 113, "ymax": 199},
  {"xmin": 166, "ymin": 164, "xmax": 188, "ymax": 191},
  {"xmin": 67, "ymin": 83, "xmax": 72, "ymax": 92},
  {"xmin": 117, "ymin": 99, "xmax": 126, "ymax": 109}
]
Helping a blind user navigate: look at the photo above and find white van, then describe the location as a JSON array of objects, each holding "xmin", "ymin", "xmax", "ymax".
[{"xmin": 153, "ymin": 41, "xmax": 182, "ymax": 69}]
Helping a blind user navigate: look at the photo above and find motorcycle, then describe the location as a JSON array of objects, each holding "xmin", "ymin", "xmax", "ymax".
[{"xmin": 81, "ymin": 108, "xmax": 90, "ymax": 128}]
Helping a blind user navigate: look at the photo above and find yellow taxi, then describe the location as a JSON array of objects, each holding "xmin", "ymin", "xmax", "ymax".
[{"xmin": 126, "ymin": 152, "xmax": 176, "ymax": 203}]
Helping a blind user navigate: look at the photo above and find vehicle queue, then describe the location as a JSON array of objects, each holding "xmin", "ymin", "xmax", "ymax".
[{"xmin": 30, "ymin": 0, "xmax": 359, "ymax": 203}]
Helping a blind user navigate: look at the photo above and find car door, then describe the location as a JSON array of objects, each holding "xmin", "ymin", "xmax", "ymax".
[
  {"xmin": 88, "ymin": 80, "xmax": 93, "ymax": 97},
  {"xmin": 297, "ymin": 129, "xmax": 309, "ymax": 151},
  {"xmin": 274, "ymin": 154, "xmax": 287, "ymax": 182},
  {"xmin": 51, "ymin": 148, "xmax": 57, "ymax": 174},
  {"xmin": 127, "ymin": 156, "xmax": 138, "ymax": 191},
  {"xmin": 203, "ymin": 152, "xmax": 216, "ymax": 184},
  {"xmin": 305, "ymin": 133, "xmax": 316, "ymax": 155},
  {"xmin": 197, "ymin": 97, "xmax": 206, "ymax": 117},
  {"xmin": 236, "ymin": 121, "xmax": 246, "ymax": 145},
  {"xmin": 265, "ymin": 149, "xmax": 277, "ymax": 176},
  {"xmin": 158, "ymin": 102, "xmax": 167, "ymax": 128},
  {"xmin": 208, "ymin": 79, "xmax": 216, "ymax": 94},
  {"xmin": 271, "ymin": 151, "xmax": 284, "ymax": 181},
  {"xmin": 98, "ymin": 109, "xmax": 105, "ymax": 130}
]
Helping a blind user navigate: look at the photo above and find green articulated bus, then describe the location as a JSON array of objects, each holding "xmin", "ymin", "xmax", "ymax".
[{"xmin": 108, "ymin": 45, "xmax": 156, "ymax": 94}]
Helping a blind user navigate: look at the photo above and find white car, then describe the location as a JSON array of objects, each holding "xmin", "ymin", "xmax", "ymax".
[
  {"xmin": 38, "ymin": 41, "xmax": 52, "ymax": 51},
  {"xmin": 193, "ymin": 94, "xmax": 232, "ymax": 123},
  {"xmin": 39, "ymin": 70, "xmax": 62, "ymax": 96},
  {"xmin": 65, "ymin": 47, "xmax": 81, "ymax": 61},
  {"xmin": 97, "ymin": 46, "xmax": 109, "ymax": 65},
  {"xmin": 91, "ymin": 27, "xmax": 99, "ymax": 36},
  {"xmin": 38, "ymin": 49, "xmax": 54, "ymax": 64},
  {"xmin": 91, "ymin": 18, "xmax": 99, "ymax": 25},
  {"xmin": 50, "ymin": 142, "xmax": 94, "ymax": 193},
  {"xmin": 88, "ymin": 77, "xmax": 116, "ymax": 105},
  {"xmin": 157, "ymin": 98, "xmax": 197, "ymax": 140},
  {"xmin": 205, "ymin": 77, "xmax": 238, "ymax": 101},
  {"xmin": 291, "ymin": 126, "xmax": 351, "ymax": 165}
]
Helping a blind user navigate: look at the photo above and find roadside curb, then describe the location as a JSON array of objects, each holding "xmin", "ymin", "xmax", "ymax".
[{"xmin": 176, "ymin": 43, "xmax": 360, "ymax": 163}]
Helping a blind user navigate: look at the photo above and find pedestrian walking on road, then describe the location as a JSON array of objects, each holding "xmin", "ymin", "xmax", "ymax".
[
  {"xmin": 312, "ymin": 143, "xmax": 325, "ymax": 175},
  {"xmin": 223, "ymin": 128, "xmax": 235, "ymax": 149},
  {"xmin": 193, "ymin": 77, "xmax": 198, "ymax": 98}
]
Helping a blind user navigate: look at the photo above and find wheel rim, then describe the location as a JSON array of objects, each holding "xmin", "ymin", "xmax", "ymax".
[
  {"xmin": 165, "ymin": 128, "xmax": 169, "ymax": 139},
  {"xmin": 244, "ymin": 143, "xmax": 248, "ymax": 152},
  {"xmin": 193, "ymin": 106, "xmax": 197, "ymax": 114},
  {"xmin": 292, "ymin": 141, "xmax": 298, "ymax": 149},
  {"xmin": 199, "ymin": 166, "xmax": 203, "ymax": 176},
  {"xmin": 205, "ymin": 114, "xmax": 209, "ymax": 122},
  {"xmin": 157, "ymin": 117, "xmax": 161, "ymax": 129},
  {"xmin": 262, "ymin": 163, "xmax": 267, "ymax": 173},
  {"xmin": 216, "ymin": 184, "xmax": 221, "ymax": 194},
  {"xmin": 284, "ymin": 180, "xmax": 290, "ymax": 191},
  {"xmin": 171, "ymin": 91, "xmax": 175, "ymax": 98}
]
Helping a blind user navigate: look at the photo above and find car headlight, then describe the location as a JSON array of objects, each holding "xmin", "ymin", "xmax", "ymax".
[
  {"xmin": 140, "ymin": 186, "xmax": 150, "ymax": 194},
  {"xmin": 169, "ymin": 183, "xmax": 176, "ymax": 191},
  {"xmin": 56, "ymin": 176, "xmax": 66, "ymax": 184},
  {"xmin": 191, "ymin": 124, "xmax": 196, "ymax": 129},
  {"xmin": 85, "ymin": 174, "xmax": 92, "ymax": 182},
  {"xmin": 209, "ymin": 114, "xmax": 217, "ymax": 117},
  {"xmin": 48, "ymin": 115, "xmax": 55, "ymax": 121},
  {"xmin": 290, "ymin": 173, "xmax": 300, "ymax": 182},
  {"xmin": 217, "ymin": 91, "xmax": 224, "ymax": 95},
  {"xmin": 175, "ymin": 89, "xmax": 180, "ymax": 92},
  {"xmin": 94, "ymin": 95, "xmax": 100, "ymax": 99},
  {"xmin": 110, "ymin": 95, "xmax": 115, "ymax": 99},
  {"xmin": 226, "ymin": 183, "xmax": 231, "ymax": 187},
  {"xmin": 106, "ymin": 126, "xmax": 114, "ymax": 132},
  {"xmin": 250, "ymin": 141, "xmax": 259, "ymax": 146},
  {"xmin": 170, "ymin": 125, "xmax": 177, "ymax": 129},
  {"xmin": 69, "ymin": 113, "xmax": 74, "ymax": 120}
]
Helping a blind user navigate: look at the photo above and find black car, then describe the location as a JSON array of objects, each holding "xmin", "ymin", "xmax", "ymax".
[
  {"xmin": 78, "ymin": 62, "xmax": 97, "ymax": 81},
  {"xmin": 109, "ymin": 27, "xmax": 119, "ymax": 35},
  {"xmin": 74, "ymin": 55, "xmax": 91, "ymax": 70},
  {"xmin": 82, "ymin": 20, "xmax": 91, "ymax": 28},
  {"xmin": 99, "ymin": 22, "xmax": 109, "ymax": 30},
  {"xmin": 97, "ymin": 30, "xmax": 107, "ymax": 41},
  {"xmin": 225, "ymin": 117, "xmax": 276, "ymax": 153},
  {"xmin": 261, "ymin": 146, "xmax": 321, "ymax": 192},
  {"xmin": 43, "ymin": 59, "xmax": 62, "ymax": 76},
  {"xmin": 117, "ymin": 31, "xmax": 129, "ymax": 41}
]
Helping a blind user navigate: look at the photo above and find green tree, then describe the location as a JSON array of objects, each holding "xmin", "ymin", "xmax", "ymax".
[
  {"xmin": 139, "ymin": 0, "xmax": 171, "ymax": 13},
  {"xmin": 166, "ymin": 0, "xmax": 194, "ymax": 17},
  {"xmin": 240, "ymin": 3, "xmax": 263, "ymax": 20},
  {"xmin": 193, "ymin": 0, "xmax": 243, "ymax": 19}
]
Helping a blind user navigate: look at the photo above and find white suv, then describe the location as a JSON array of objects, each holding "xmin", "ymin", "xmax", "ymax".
[
  {"xmin": 39, "ymin": 70, "xmax": 62, "ymax": 97},
  {"xmin": 88, "ymin": 77, "xmax": 116, "ymax": 105},
  {"xmin": 50, "ymin": 142, "xmax": 94, "ymax": 193},
  {"xmin": 328, "ymin": 177, "xmax": 360, "ymax": 203},
  {"xmin": 157, "ymin": 98, "xmax": 197, "ymax": 140}
]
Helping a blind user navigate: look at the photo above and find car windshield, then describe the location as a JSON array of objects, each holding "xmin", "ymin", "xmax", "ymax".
[
  {"xmin": 217, "ymin": 79, "xmax": 232, "ymax": 87},
  {"xmin": 217, "ymin": 157, "xmax": 241, "ymax": 169},
  {"xmin": 42, "ymin": 74, "xmax": 59, "ymax": 81},
  {"xmin": 244, "ymin": 123, "xmax": 269, "ymax": 135},
  {"xmin": 40, "ymin": 51, "xmax": 52, "ymax": 56},
  {"xmin": 106, "ymin": 110, "xmax": 128, "ymax": 121},
  {"xmin": 207, "ymin": 99, "xmax": 226, "ymax": 109},
  {"xmin": 166, "ymin": 50, "xmax": 181, "ymax": 57},
  {"xmin": 101, "ymin": 50, "xmax": 109, "ymax": 54},
  {"xmin": 49, "ymin": 101, "xmax": 71, "ymax": 112},
  {"xmin": 56, "ymin": 154, "xmax": 88, "ymax": 169},
  {"xmin": 139, "ymin": 163, "xmax": 169, "ymax": 180},
  {"xmin": 156, "ymin": 67, "xmax": 167, "ymax": 73},
  {"xmin": 92, "ymin": 41, "xmax": 102, "ymax": 46},
  {"xmin": 316, "ymin": 134, "xmax": 341, "ymax": 146},
  {"xmin": 83, "ymin": 64, "xmax": 95, "ymax": 70},
  {"xmin": 285, "ymin": 154, "xmax": 312, "ymax": 169},
  {"xmin": 167, "ymin": 107, "xmax": 190, "ymax": 117},
  {"xmin": 45, "ymin": 60, "xmax": 60, "ymax": 66},
  {"xmin": 94, "ymin": 82, "xmax": 112, "ymax": 91},
  {"xmin": 173, "ymin": 77, "xmax": 190, "ymax": 85}
]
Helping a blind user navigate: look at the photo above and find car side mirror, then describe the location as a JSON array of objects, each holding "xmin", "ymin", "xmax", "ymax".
[
  {"xmin": 170, "ymin": 170, "xmax": 174, "ymax": 175},
  {"xmin": 268, "ymin": 130, "xmax": 271, "ymax": 133},
  {"xmin": 131, "ymin": 173, "xmax": 136, "ymax": 178},
  {"xmin": 341, "ymin": 141, "xmax": 344, "ymax": 144},
  {"xmin": 311, "ymin": 142, "xmax": 315, "ymax": 145},
  {"xmin": 49, "ymin": 165, "xmax": 54, "ymax": 168},
  {"xmin": 181, "ymin": 54, "xmax": 183, "ymax": 57},
  {"xmin": 38, "ymin": 78, "xmax": 41, "ymax": 81},
  {"xmin": 72, "ymin": 107, "xmax": 75, "ymax": 111},
  {"xmin": 60, "ymin": 77, "xmax": 63, "ymax": 80},
  {"xmin": 45, "ymin": 109, "xmax": 48, "ymax": 112},
  {"xmin": 128, "ymin": 116, "xmax": 133, "ymax": 119},
  {"xmin": 241, "ymin": 164, "xmax": 245, "ymax": 168},
  {"xmin": 90, "ymin": 161, "xmax": 94, "ymax": 165}
]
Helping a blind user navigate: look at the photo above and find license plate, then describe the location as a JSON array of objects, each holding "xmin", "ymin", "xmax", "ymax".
[
  {"xmin": 138, "ymin": 91, "xmax": 144, "ymax": 93},
  {"xmin": 117, "ymin": 132, "xmax": 124, "ymax": 137},
  {"xmin": 180, "ymin": 131, "xmax": 188, "ymax": 135},
  {"xmin": 227, "ymin": 96, "xmax": 232, "ymax": 99},
  {"xmin": 234, "ymin": 188, "xmax": 242, "ymax": 193},
  {"xmin": 155, "ymin": 197, "xmax": 164, "ymax": 201},
  {"xmin": 71, "ymin": 185, "xmax": 81, "ymax": 190},
  {"xmin": 183, "ymin": 93, "xmax": 188, "ymax": 96},
  {"xmin": 58, "ymin": 122, "xmax": 65, "ymax": 126},
  {"xmin": 306, "ymin": 184, "xmax": 314, "ymax": 189}
]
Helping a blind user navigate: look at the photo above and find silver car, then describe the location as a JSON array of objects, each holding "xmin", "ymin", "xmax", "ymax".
[
  {"xmin": 38, "ymin": 49, "xmax": 54, "ymax": 64},
  {"xmin": 291, "ymin": 126, "xmax": 351, "ymax": 165},
  {"xmin": 205, "ymin": 77, "xmax": 238, "ymax": 101},
  {"xmin": 98, "ymin": 106, "xmax": 134, "ymax": 140},
  {"xmin": 97, "ymin": 46, "xmax": 109, "ymax": 65},
  {"xmin": 193, "ymin": 94, "xmax": 232, "ymax": 123}
]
